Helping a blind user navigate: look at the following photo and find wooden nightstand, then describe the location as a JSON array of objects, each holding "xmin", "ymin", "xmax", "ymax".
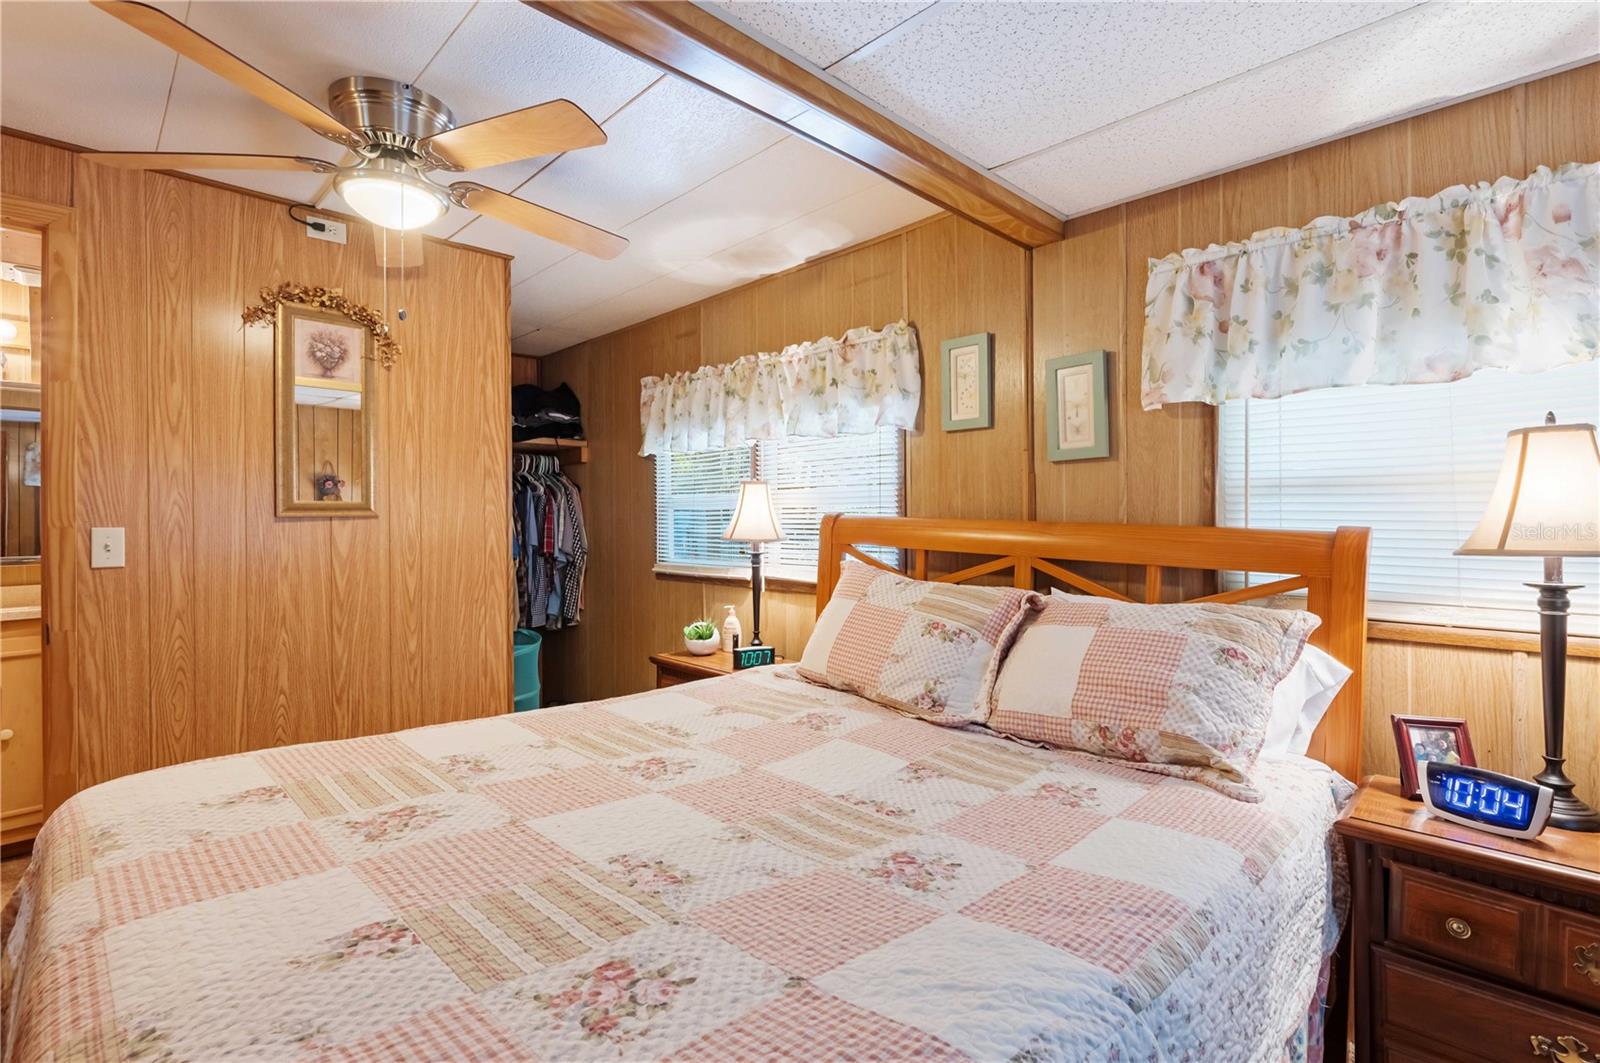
[
  {"xmin": 648, "ymin": 649, "xmax": 785, "ymax": 688},
  {"xmin": 1336, "ymin": 776, "xmax": 1600, "ymax": 1063}
]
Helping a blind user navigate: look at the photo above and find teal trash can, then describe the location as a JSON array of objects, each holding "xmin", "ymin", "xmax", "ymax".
[{"xmin": 513, "ymin": 629, "xmax": 542, "ymax": 711}]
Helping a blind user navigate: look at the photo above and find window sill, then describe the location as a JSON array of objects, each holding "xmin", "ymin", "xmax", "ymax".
[
  {"xmin": 1367, "ymin": 619, "xmax": 1600, "ymax": 659},
  {"xmin": 652, "ymin": 564, "xmax": 817, "ymax": 595}
]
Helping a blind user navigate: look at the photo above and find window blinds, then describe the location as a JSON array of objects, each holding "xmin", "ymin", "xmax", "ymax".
[
  {"xmin": 655, "ymin": 426, "xmax": 903, "ymax": 581},
  {"xmin": 1218, "ymin": 361, "xmax": 1600, "ymax": 634}
]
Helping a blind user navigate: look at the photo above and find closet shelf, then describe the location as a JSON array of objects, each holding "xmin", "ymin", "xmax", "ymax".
[{"xmin": 513, "ymin": 437, "xmax": 588, "ymax": 463}]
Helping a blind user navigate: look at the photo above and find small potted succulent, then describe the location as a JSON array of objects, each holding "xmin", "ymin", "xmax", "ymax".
[{"xmin": 683, "ymin": 618, "xmax": 719, "ymax": 656}]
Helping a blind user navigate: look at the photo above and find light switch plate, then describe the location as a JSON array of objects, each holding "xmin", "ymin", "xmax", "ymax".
[{"xmin": 91, "ymin": 526, "xmax": 125, "ymax": 569}]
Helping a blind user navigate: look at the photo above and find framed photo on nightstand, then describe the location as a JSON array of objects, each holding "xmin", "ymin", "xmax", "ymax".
[{"xmin": 1391, "ymin": 714, "xmax": 1476, "ymax": 799}]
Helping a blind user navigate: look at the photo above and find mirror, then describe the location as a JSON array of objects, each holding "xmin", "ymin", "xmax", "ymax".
[
  {"xmin": 275, "ymin": 300, "xmax": 377, "ymax": 515},
  {"xmin": 1, "ymin": 225, "xmax": 43, "ymax": 560}
]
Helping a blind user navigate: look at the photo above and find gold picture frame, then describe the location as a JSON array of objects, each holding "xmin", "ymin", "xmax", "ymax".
[{"xmin": 274, "ymin": 300, "xmax": 377, "ymax": 516}]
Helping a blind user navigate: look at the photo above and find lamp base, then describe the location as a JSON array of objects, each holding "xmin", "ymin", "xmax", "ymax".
[
  {"xmin": 1548, "ymin": 801, "xmax": 1600, "ymax": 833},
  {"xmin": 1536, "ymin": 765, "xmax": 1600, "ymax": 838}
]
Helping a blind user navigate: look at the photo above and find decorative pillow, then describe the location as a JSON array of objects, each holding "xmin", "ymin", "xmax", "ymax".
[
  {"xmin": 988, "ymin": 594, "xmax": 1320, "ymax": 799},
  {"xmin": 798, "ymin": 562, "xmax": 1042, "ymax": 725}
]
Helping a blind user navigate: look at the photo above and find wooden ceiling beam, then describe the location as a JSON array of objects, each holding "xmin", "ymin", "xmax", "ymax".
[{"xmin": 526, "ymin": 0, "xmax": 1065, "ymax": 248}]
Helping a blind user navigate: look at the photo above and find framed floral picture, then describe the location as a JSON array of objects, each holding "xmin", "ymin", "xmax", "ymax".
[
  {"xmin": 1391, "ymin": 714, "xmax": 1477, "ymax": 800},
  {"xmin": 940, "ymin": 333, "xmax": 992, "ymax": 432},
  {"xmin": 1045, "ymin": 350, "xmax": 1111, "ymax": 461}
]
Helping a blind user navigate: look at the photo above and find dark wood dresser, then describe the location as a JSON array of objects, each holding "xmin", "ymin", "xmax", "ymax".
[{"xmin": 1337, "ymin": 776, "xmax": 1600, "ymax": 1062}]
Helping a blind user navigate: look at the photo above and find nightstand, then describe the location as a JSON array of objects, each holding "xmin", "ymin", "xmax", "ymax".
[
  {"xmin": 648, "ymin": 649, "xmax": 784, "ymax": 688},
  {"xmin": 1336, "ymin": 776, "xmax": 1600, "ymax": 1063}
]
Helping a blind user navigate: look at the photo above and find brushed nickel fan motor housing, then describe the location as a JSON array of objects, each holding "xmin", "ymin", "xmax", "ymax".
[{"xmin": 327, "ymin": 76, "xmax": 455, "ymax": 157}]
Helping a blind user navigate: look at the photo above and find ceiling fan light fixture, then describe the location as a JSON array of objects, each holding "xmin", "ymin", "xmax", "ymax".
[{"xmin": 335, "ymin": 157, "xmax": 448, "ymax": 232}]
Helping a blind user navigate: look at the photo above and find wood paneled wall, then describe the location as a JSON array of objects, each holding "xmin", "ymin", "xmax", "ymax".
[
  {"xmin": 539, "ymin": 64, "xmax": 1599, "ymax": 798},
  {"xmin": 538, "ymin": 215, "xmax": 1028, "ymax": 701},
  {"xmin": 2, "ymin": 133, "xmax": 513, "ymax": 794},
  {"xmin": 1031, "ymin": 63, "xmax": 1600, "ymax": 798}
]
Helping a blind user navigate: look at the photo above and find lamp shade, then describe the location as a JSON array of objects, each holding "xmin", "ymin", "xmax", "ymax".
[
  {"xmin": 722, "ymin": 480, "xmax": 784, "ymax": 544},
  {"xmin": 1457, "ymin": 415, "xmax": 1600, "ymax": 557}
]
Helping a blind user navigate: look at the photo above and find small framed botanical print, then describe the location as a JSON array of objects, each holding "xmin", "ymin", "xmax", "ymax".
[
  {"xmin": 1045, "ymin": 350, "xmax": 1110, "ymax": 461},
  {"xmin": 940, "ymin": 333, "xmax": 993, "ymax": 431},
  {"xmin": 1391, "ymin": 714, "xmax": 1477, "ymax": 800}
]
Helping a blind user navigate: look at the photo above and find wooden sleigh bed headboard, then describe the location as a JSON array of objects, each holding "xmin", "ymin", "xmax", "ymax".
[{"xmin": 815, "ymin": 515, "xmax": 1371, "ymax": 781}]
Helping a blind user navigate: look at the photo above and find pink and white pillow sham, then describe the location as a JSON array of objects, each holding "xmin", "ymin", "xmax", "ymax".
[
  {"xmin": 987, "ymin": 593, "xmax": 1319, "ymax": 799},
  {"xmin": 798, "ymin": 562, "xmax": 1040, "ymax": 725}
]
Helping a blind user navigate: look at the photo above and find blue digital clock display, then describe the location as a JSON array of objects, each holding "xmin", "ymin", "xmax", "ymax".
[{"xmin": 1426, "ymin": 768, "xmax": 1533, "ymax": 829}]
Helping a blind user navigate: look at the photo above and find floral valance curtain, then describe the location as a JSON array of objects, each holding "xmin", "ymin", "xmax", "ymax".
[
  {"xmin": 1141, "ymin": 162, "xmax": 1598, "ymax": 410},
  {"xmin": 639, "ymin": 320, "xmax": 921, "ymax": 456}
]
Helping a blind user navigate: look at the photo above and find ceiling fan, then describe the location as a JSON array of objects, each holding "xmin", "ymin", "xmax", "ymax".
[{"xmin": 81, "ymin": 0, "xmax": 627, "ymax": 261}]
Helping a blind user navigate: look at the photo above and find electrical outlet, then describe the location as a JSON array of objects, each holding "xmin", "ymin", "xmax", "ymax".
[
  {"xmin": 305, "ymin": 215, "xmax": 347, "ymax": 245},
  {"xmin": 91, "ymin": 526, "xmax": 125, "ymax": 569}
]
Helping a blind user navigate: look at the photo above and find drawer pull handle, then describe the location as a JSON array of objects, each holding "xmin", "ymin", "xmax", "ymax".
[
  {"xmin": 1577, "ymin": 943, "xmax": 1600, "ymax": 988},
  {"xmin": 1444, "ymin": 916, "xmax": 1473, "ymax": 940},
  {"xmin": 1532, "ymin": 1035, "xmax": 1596, "ymax": 1063},
  {"xmin": 0, "ymin": 728, "xmax": 12, "ymax": 742}
]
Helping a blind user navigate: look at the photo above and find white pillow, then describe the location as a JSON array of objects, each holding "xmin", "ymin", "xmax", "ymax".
[
  {"xmin": 1256, "ymin": 643, "xmax": 1350, "ymax": 754},
  {"xmin": 1045, "ymin": 588, "xmax": 1348, "ymax": 756}
]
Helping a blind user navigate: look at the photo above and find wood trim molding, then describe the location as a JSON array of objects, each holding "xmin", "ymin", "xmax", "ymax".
[
  {"xmin": 1368, "ymin": 619, "xmax": 1600, "ymax": 659},
  {"xmin": 526, "ymin": 1, "xmax": 1064, "ymax": 248},
  {"xmin": 0, "ymin": 194, "xmax": 77, "ymax": 820}
]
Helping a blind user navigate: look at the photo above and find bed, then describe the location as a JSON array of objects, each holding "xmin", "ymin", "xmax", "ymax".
[{"xmin": 2, "ymin": 516, "xmax": 1369, "ymax": 1062}]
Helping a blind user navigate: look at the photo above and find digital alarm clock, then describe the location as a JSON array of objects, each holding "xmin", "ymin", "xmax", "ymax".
[
  {"xmin": 731, "ymin": 644, "xmax": 776, "ymax": 670},
  {"xmin": 1420, "ymin": 762, "xmax": 1553, "ymax": 839}
]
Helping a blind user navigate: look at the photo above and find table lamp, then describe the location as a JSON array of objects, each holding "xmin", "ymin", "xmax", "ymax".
[
  {"xmin": 722, "ymin": 480, "xmax": 783, "ymax": 647},
  {"xmin": 1457, "ymin": 412, "xmax": 1600, "ymax": 832}
]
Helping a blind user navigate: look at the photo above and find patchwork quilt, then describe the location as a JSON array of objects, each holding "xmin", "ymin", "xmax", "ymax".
[{"xmin": 2, "ymin": 667, "xmax": 1350, "ymax": 1062}]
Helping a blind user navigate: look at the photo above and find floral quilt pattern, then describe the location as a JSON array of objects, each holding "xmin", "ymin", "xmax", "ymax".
[{"xmin": 3, "ymin": 667, "xmax": 1347, "ymax": 1062}]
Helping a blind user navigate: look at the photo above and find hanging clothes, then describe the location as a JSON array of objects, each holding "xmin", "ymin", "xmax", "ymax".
[{"xmin": 512, "ymin": 453, "xmax": 588, "ymax": 629}]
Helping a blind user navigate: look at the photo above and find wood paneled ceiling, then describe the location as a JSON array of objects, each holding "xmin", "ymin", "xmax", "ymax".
[{"xmin": 2, "ymin": 1, "xmax": 1592, "ymax": 358}]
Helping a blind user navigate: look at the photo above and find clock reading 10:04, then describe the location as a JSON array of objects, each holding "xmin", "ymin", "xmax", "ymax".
[
  {"xmin": 1439, "ymin": 774, "xmax": 1529, "ymax": 829},
  {"xmin": 1421, "ymin": 763, "xmax": 1553, "ymax": 839}
]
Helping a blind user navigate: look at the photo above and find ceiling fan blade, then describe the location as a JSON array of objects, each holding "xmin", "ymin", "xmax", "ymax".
[
  {"xmin": 373, "ymin": 226, "xmax": 425, "ymax": 271},
  {"xmin": 422, "ymin": 100, "xmax": 605, "ymax": 171},
  {"xmin": 83, "ymin": 152, "xmax": 338, "ymax": 172},
  {"xmin": 91, "ymin": 1, "xmax": 357, "ymax": 146},
  {"xmin": 453, "ymin": 183, "xmax": 627, "ymax": 260}
]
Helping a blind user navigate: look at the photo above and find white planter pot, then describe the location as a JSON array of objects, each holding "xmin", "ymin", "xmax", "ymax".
[{"xmin": 684, "ymin": 634, "xmax": 720, "ymax": 656}]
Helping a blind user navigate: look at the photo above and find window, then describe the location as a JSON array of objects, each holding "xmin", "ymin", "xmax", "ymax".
[
  {"xmin": 655, "ymin": 427, "xmax": 903, "ymax": 582},
  {"xmin": 1217, "ymin": 361, "xmax": 1599, "ymax": 635}
]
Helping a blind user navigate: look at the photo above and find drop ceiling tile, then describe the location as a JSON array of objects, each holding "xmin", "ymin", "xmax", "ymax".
[
  {"xmin": 513, "ymin": 75, "xmax": 793, "ymax": 234},
  {"xmin": 685, "ymin": 180, "xmax": 937, "ymax": 289},
  {"xmin": 619, "ymin": 134, "xmax": 880, "ymax": 273},
  {"xmin": 831, "ymin": 1, "xmax": 1415, "ymax": 168},
  {"xmin": 545, "ymin": 179, "xmax": 937, "ymax": 345},
  {"xmin": 0, "ymin": 0, "xmax": 182, "ymax": 150},
  {"xmin": 512, "ymin": 325, "xmax": 588, "ymax": 358},
  {"xmin": 181, "ymin": 1, "xmax": 472, "ymax": 104},
  {"xmin": 414, "ymin": 0, "xmax": 663, "ymax": 200},
  {"xmin": 512, "ymin": 249, "xmax": 667, "ymax": 330},
  {"xmin": 507, "ymin": 135, "xmax": 882, "ymax": 334},
  {"xmin": 702, "ymin": 0, "xmax": 933, "ymax": 67},
  {"xmin": 435, "ymin": 212, "xmax": 577, "ymax": 284},
  {"xmin": 550, "ymin": 273, "xmax": 719, "ymax": 341},
  {"xmin": 997, "ymin": 2, "xmax": 1600, "ymax": 217},
  {"xmin": 160, "ymin": 2, "xmax": 467, "ymax": 199}
]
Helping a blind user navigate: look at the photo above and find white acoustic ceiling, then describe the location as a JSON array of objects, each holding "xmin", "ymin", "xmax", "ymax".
[
  {"xmin": 0, "ymin": 0, "xmax": 938, "ymax": 356},
  {"xmin": 709, "ymin": 1, "xmax": 1600, "ymax": 216},
  {"xmin": 3, "ymin": 2, "xmax": 1594, "ymax": 361}
]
